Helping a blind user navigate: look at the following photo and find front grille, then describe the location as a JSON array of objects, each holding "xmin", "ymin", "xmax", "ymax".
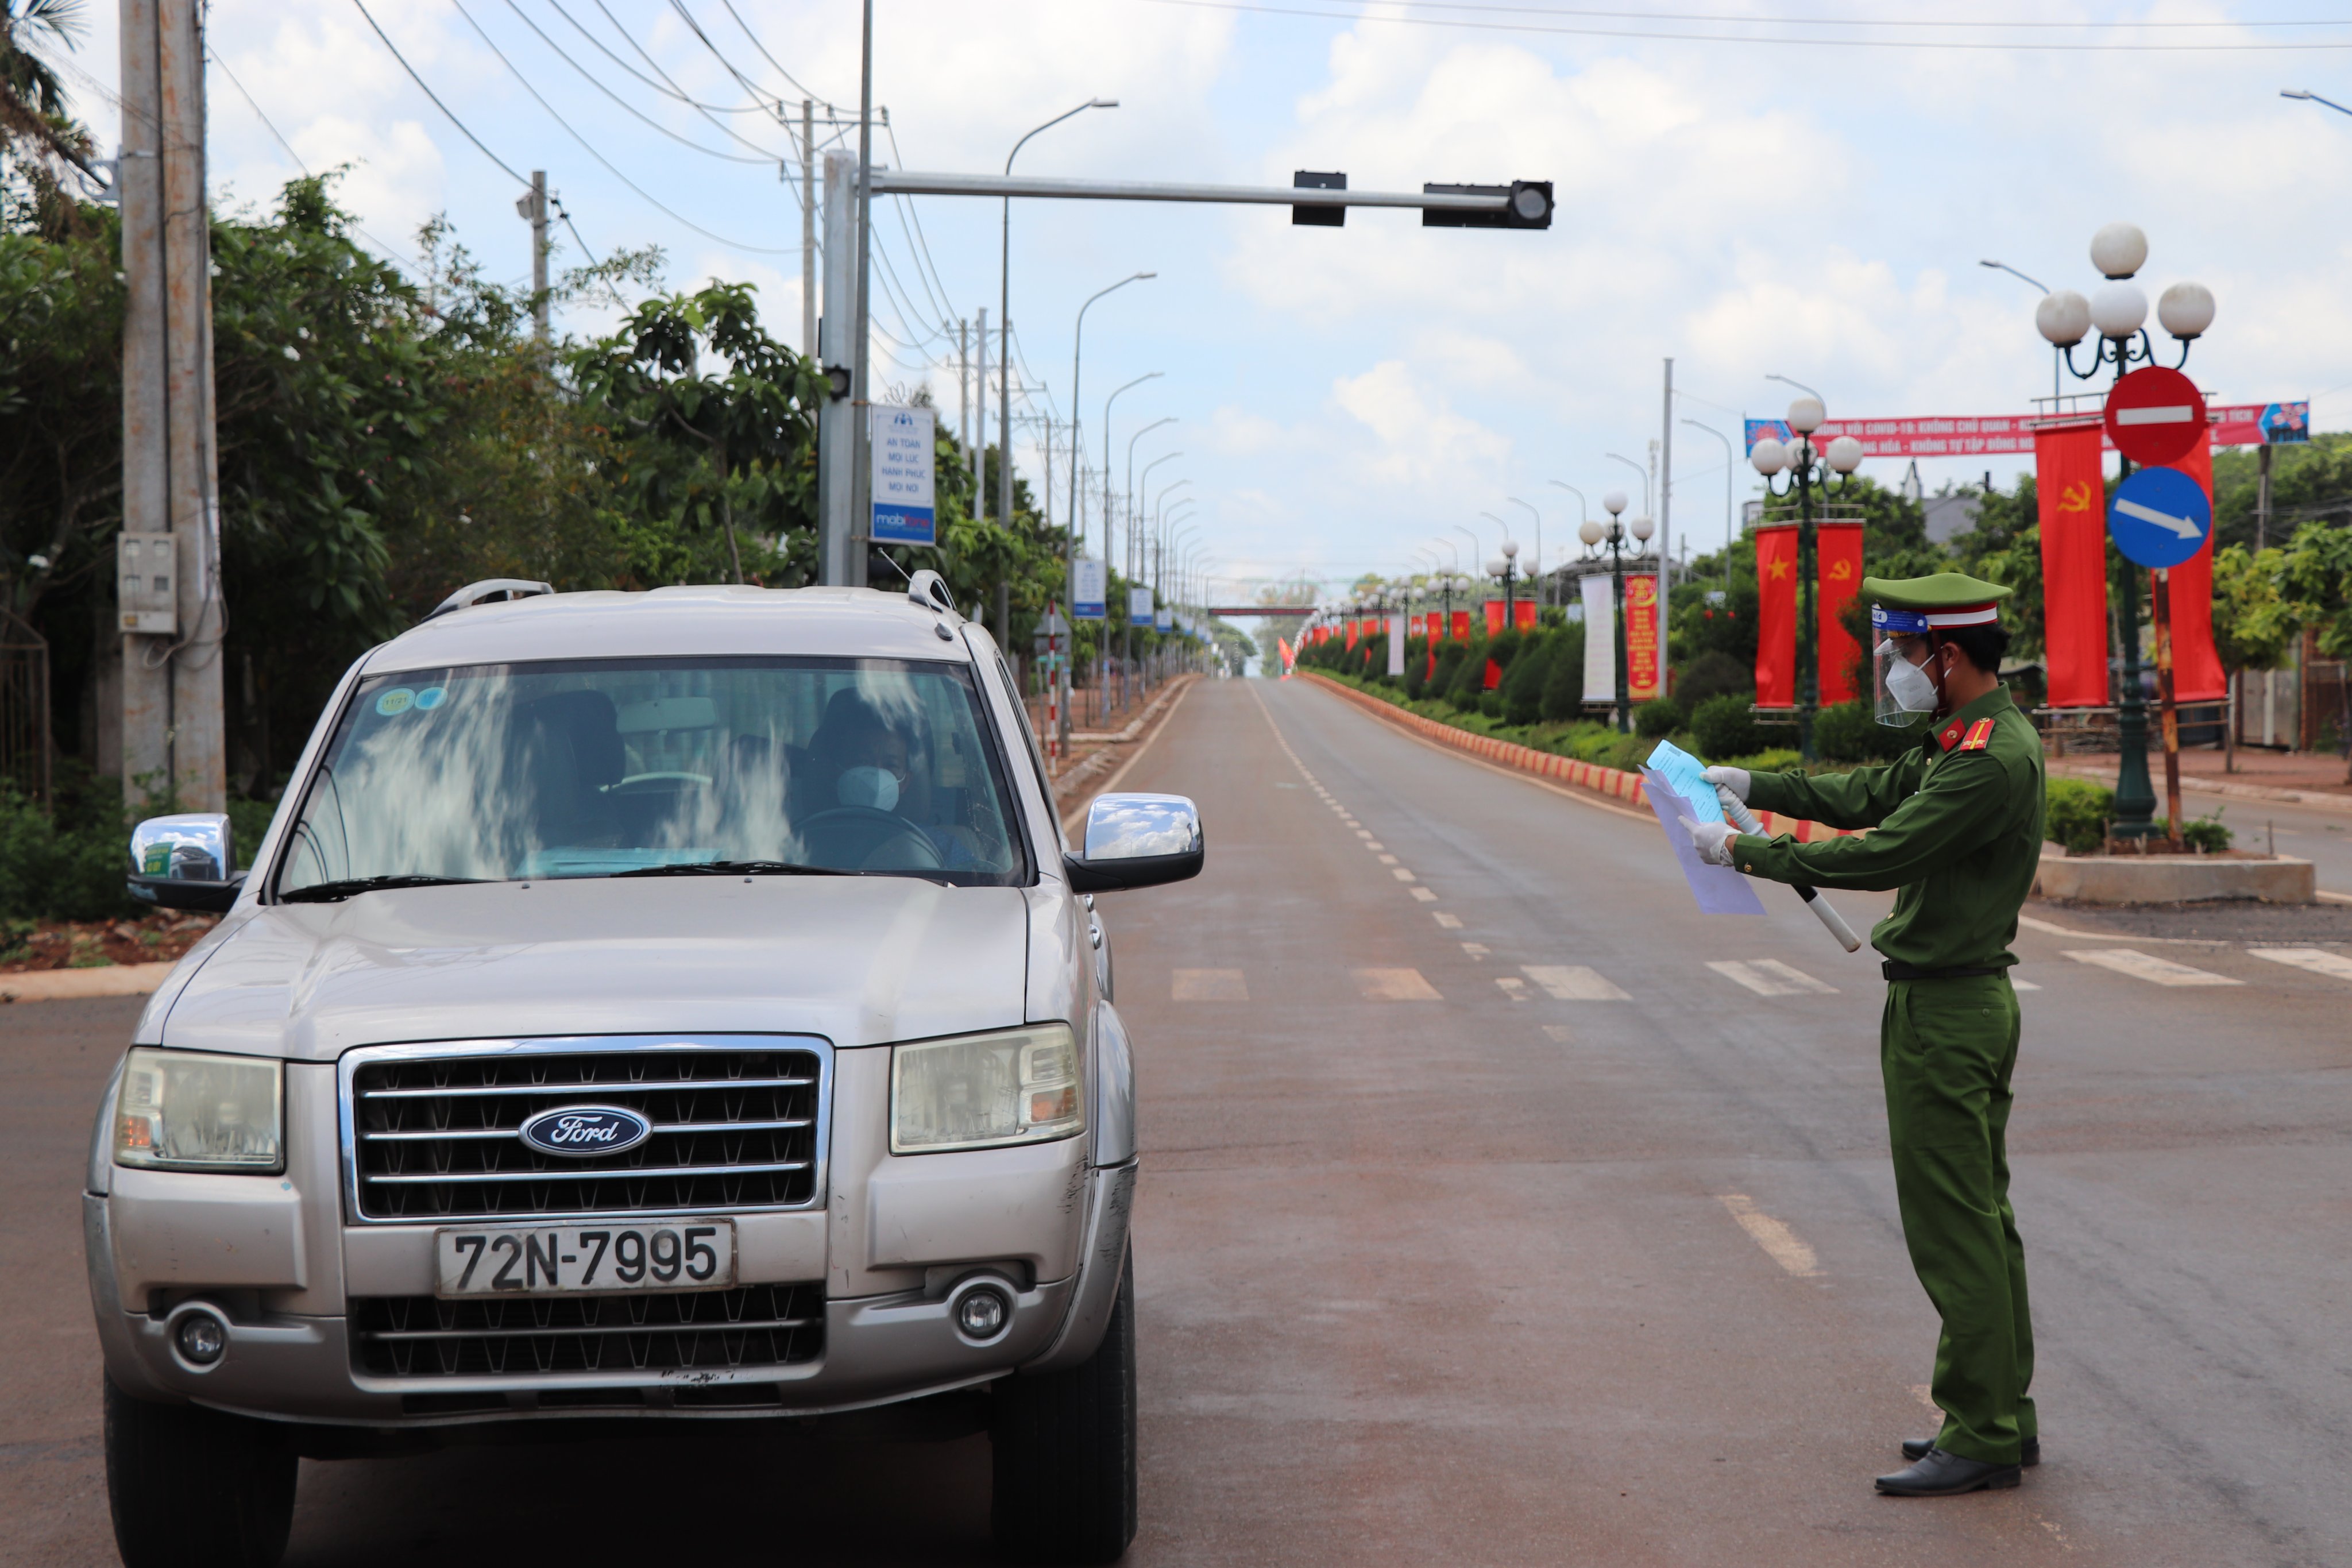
[
  {"xmin": 350, "ymin": 1284, "xmax": 826, "ymax": 1378},
  {"xmin": 349, "ymin": 1043, "xmax": 824, "ymax": 1221}
]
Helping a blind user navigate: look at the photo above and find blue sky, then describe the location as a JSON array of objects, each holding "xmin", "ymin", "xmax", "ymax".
[{"xmin": 44, "ymin": 1, "xmax": 2352, "ymax": 604}]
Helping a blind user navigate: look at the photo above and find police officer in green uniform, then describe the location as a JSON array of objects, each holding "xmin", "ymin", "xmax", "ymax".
[{"xmin": 1679, "ymin": 573, "xmax": 2045, "ymax": 1497}]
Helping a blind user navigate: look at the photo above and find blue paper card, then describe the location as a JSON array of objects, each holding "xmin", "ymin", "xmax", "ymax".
[
  {"xmin": 1639, "ymin": 762, "xmax": 1764, "ymax": 916},
  {"xmin": 1645, "ymin": 738, "xmax": 1724, "ymax": 824}
]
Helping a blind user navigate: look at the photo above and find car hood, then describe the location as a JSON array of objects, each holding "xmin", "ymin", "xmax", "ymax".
[{"xmin": 153, "ymin": 877, "xmax": 1032, "ymax": 1061}]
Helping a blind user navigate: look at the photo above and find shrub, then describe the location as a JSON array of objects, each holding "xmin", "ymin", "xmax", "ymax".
[
  {"xmin": 1402, "ymin": 637, "xmax": 1431, "ymax": 700},
  {"xmin": 2179, "ymin": 812, "xmax": 2232, "ymax": 853},
  {"xmin": 1501, "ymin": 635, "xmax": 1556, "ymax": 725},
  {"xmin": 1813, "ymin": 698, "xmax": 1921, "ymax": 763},
  {"xmin": 1634, "ymin": 696, "xmax": 1686, "ymax": 739},
  {"xmin": 1478, "ymin": 689, "xmax": 1505, "ymax": 719},
  {"xmin": 0, "ymin": 776, "xmax": 141, "ymax": 922},
  {"xmin": 1431, "ymin": 641, "xmax": 1468, "ymax": 703},
  {"xmin": 2044, "ymin": 778, "xmax": 2113, "ymax": 853},
  {"xmin": 1539, "ymin": 621, "xmax": 1587, "ymax": 721},
  {"xmin": 1675, "ymin": 649, "xmax": 1749, "ymax": 704},
  {"xmin": 1443, "ymin": 643, "xmax": 1488, "ymax": 711},
  {"xmin": 1723, "ymin": 747, "xmax": 1803, "ymax": 774},
  {"xmin": 1689, "ymin": 693, "xmax": 1790, "ymax": 763}
]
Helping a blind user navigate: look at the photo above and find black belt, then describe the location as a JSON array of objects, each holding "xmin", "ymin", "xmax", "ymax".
[{"xmin": 1882, "ymin": 960, "xmax": 2007, "ymax": 982}]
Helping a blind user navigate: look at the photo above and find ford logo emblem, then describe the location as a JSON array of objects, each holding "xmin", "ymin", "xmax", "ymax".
[{"xmin": 518, "ymin": 1104, "xmax": 652, "ymax": 1158}]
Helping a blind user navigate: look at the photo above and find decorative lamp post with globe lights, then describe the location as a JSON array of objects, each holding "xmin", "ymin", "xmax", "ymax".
[
  {"xmin": 1487, "ymin": 539, "xmax": 1523, "ymax": 626},
  {"xmin": 1579, "ymin": 492, "xmax": 1654, "ymax": 732},
  {"xmin": 2032, "ymin": 222, "xmax": 2215, "ymax": 843},
  {"xmin": 1748, "ymin": 397, "xmax": 1864, "ymax": 762}
]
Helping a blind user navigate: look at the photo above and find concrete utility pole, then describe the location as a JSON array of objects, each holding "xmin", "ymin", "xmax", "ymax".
[
  {"xmin": 848, "ymin": 0, "xmax": 874, "ymax": 589},
  {"xmin": 957, "ymin": 319, "xmax": 970, "ymax": 454},
  {"xmin": 800, "ymin": 100, "xmax": 816, "ymax": 358},
  {"xmin": 1659, "ymin": 357, "xmax": 1674, "ymax": 601},
  {"xmin": 974, "ymin": 306, "xmax": 988, "ymax": 526},
  {"xmin": 117, "ymin": 0, "xmax": 225, "ymax": 813},
  {"xmin": 816, "ymin": 151, "xmax": 857, "ymax": 585},
  {"xmin": 516, "ymin": 171, "xmax": 549, "ymax": 342}
]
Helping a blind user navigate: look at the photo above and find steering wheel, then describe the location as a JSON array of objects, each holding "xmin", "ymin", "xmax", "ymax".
[{"xmin": 795, "ymin": 806, "xmax": 945, "ymax": 871}]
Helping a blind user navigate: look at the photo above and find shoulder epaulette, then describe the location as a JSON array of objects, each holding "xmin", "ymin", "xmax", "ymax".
[{"xmin": 1959, "ymin": 717, "xmax": 1996, "ymax": 752}]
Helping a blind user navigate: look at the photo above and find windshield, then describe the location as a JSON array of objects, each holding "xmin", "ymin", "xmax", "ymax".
[{"xmin": 276, "ymin": 656, "xmax": 1028, "ymax": 894}]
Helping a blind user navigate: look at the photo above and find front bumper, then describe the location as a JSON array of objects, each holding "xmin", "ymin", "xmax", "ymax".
[{"xmin": 84, "ymin": 1162, "xmax": 1137, "ymax": 1428}]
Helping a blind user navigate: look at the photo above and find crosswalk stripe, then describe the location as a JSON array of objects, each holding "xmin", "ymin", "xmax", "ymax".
[
  {"xmin": 1352, "ymin": 968, "xmax": 1442, "ymax": 1001},
  {"xmin": 1172, "ymin": 968, "xmax": 1248, "ymax": 1001},
  {"xmin": 2063, "ymin": 948, "xmax": 2242, "ymax": 987},
  {"xmin": 2011, "ymin": 977, "xmax": 2041, "ymax": 991},
  {"xmin": 2247, "ymin": 947, "xmax": 2352, "ymax": 983},
  {"xmin": 1708, "ymin": 959, "xmax": 1839, "ymax": 996},
  {"xmin": 1520, "ymin": 964, "xmax": 1631, "ymax": 1001},
  {"xmin": 1496, "ymin": 976, "xmax": 1531, "ymax": 1001}
]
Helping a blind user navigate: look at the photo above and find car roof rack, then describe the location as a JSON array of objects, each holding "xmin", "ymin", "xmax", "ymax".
[
  {"xmin": 427, "ymin": 579, "xmax": 556, "ymax": 621},
  {"xmin": 906, "ymin": 569, "xmax": 957, "ymax": 618}
]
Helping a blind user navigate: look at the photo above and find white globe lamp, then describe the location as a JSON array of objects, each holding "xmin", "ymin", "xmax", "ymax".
[
  {"xmin": 2090, "ymin": 281, "xmax": 2148, "ymax": 341},
  {"xmin": 1629, "ymin": 515, "xmax": 1655, "ymax": 543},
  {"xmin": 2036, "ymin": 289, "xmax": 2091, "ymax": 347},
  {"xmin": 1826, "ymin": 435, "xmax": 1864, "ymax": 474},
  {"xmin": 1786, "ymin": 396, "xmax": 1825, "ymax": 435},
  {"xmin": 2090, "ymin": 221, "xmax": 2148, "ymax": 280},
  {"xmin": 1750, "ymin": 437, "xmax": 1789, "ymax": 477},
  {"xmin": 2157, "ymin": 281, "xmax": 2215, "ymax": 341}
]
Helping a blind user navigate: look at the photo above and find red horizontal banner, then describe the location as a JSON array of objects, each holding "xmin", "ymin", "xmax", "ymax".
[{"xmin": 1745, "ymin": 403, "xmax": 2303, "ymax": 457}]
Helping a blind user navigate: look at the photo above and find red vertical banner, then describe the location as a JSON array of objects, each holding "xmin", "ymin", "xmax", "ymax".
[
  {"xmin": 1345, "ymin": 620, "xmax": 1358, "ymax": 651},
  {"xmin": 1625, "ymin": 574, "xmax": 1661, "ymax": 701},
  {"xmin": 1754, "ymin": 522, "xmax": 1798, "ymax": 708},
  {"xmin": 1816, "ymin": 520, "xmax": 1864, "ymax": 704},
  {"xmin": 2037, "ymin": 419, "xmax": 2110, "ymax": 708},
  {"xmin": 1484, "ymin": 600, "xmax": 1505, "ymax": 636},
  {"xmin": 1483, "ymin": 658, "xmax": 1502, "ymax": 690},
  {"xmin": 1514, "ymin": 600, "xmax": 1539, "ymax": 632},
  {"xmin": 2168, "ymin": 431, "xmax": 2226, "ymax": 701},
  {"xmin": 1451, "ymin": 609, "xmax": 1471, "ymax": 642}
]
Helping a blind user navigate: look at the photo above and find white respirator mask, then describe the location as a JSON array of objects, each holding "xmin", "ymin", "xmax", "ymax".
[
  {"xmin": 836, "ymin": 765, "xmax": 901, "ymax": 812},
  {"xmin": 1871, "ymin": 607, "xmax": 1940, "ymax": 728}
]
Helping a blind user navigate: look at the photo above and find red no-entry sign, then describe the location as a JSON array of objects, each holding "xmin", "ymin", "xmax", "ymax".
[{"xmin": 2104, "ymin": 366, "xmax": 2209, "ymax": 466}]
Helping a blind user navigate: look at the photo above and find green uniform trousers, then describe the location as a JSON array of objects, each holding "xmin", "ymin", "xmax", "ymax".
[{"xmin": 1882, "ymin": 974, "xmax": 2036, "ymax": 1465}]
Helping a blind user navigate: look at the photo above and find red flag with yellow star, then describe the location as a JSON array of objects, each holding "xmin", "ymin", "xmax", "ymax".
[{"xmin": 1755, "ymin": 521, "xmax": 1799, "ymax": 708}]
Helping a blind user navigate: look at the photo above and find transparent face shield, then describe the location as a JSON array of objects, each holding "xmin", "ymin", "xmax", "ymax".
[{"xmin": 1871, "ymin": 607, "xmax": 1938, "ymax": 728}]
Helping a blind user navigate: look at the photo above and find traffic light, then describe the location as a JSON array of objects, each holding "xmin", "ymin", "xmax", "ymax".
[{"xmin": 1420, "ymin": 180, "xmax": 1554, "ymax": 230}]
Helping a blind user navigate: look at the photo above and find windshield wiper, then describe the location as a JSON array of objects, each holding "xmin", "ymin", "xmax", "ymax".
[
  {"xmin": 609, "ymin": 860, "xmax": 858, "ymax": 879},
  {"xmin": 281, "ymin": 874, "xmax": 487, "ymax": 903}
]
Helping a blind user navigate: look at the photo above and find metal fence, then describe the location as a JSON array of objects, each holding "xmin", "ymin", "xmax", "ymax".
[{"xmin": 0, "ymin": 610, "xmax": 51, "ymax": 808}]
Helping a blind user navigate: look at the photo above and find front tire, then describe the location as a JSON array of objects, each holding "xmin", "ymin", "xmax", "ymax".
[
  {"xmin": 105, "ymin": 1377, "xmax": 297, "ymax": 1568},
  {"xmin": 991, "ymin": 1252, "xmax": 1138, "ymax": 1564}
]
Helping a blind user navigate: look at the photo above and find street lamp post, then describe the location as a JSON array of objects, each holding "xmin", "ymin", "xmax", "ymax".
[
  {"xmin": 1506, "ymin": 498, "xmax": 1542, "ymax": 607},
  {"xmin": 1102, "ymin": 372, "xmax": 1163, "ymax": 721},
  {"xmin": 1676, "ymin": 421, "xmax": 1735, "ymax": 590},
  {"xmin": 1979, "ymin": 258, "xmax": 2060, "ymax": 405},
  {"xmin": 1000, "ymin": 99, "xmax": 1116, "ymax": 577},
  {"xmin": 1065, "ymin": 271, "xmax": 1155, "ymax": 755},
  {"xmin": 1749, "ymin": 396, "xmax": 1864, "ymax": 762},
  {"xmin": 2032, "ymin": 222, "xmax": 2214, "ymax": 843},
  {"xmin": 1580, "ymin": 493, "xmax": 1650, "ymax": 733}
]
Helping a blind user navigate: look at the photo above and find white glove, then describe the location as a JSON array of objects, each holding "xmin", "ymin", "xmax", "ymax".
[
  {"xmin": 1702, "ymin": 764, "xmax": 1750, "ymax": 802},
  {"xmin": 1680, "ymin": 816, "xmax": 1739, "ymax": 867}
]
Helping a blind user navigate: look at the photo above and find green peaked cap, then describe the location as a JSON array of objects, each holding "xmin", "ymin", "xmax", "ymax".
[{"xmin": 1863, "ymin": 571, "xmax": 2014, "ymax": 613}]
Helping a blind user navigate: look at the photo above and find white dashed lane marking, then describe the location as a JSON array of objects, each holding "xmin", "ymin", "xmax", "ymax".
[
  {"xmin": 1172, "ymin": 969, "xmax": 1249, "ymax": 1001},
  {"xmin": 1496, "ymin": 976, "xmax": 1531, "ymax": 1002},
  {"xmin": 1391, "ymin": 868, "xmax": 1417, "ymax": 882},
  {"xmin": 1520, "ymin": 965, "xmax": 1631, "ymax": 1001},
  {"xmin": 2247, "ymin": 947, "xmax": 2352, "ymax": 983},
  {"xmin": 1409, "ymin": 887, "xmax": 1439, "ymax": 902},
  {"xmin": 1461, "ymin": 943, "xmax": 1490, "ymax": 960},
  {"xmin": 2063, "ymin": 948, "xmax": 2242, "ymax": 987},
  {"xmin": 1352, "ymin": 968, "xmax": 1443, "ymax": 1002},
  {"xmin": 1717, "ymin": 1194, "xmax": 1824, "ymax": 1278},
  {"xmin": 1708, "ymin": 959, "xmax": 1840, "ymax": 997},
  {"xmin": 1432, "ymin": 912, "xmax": 1463, "ymax": 929},
  {"xmin": 1542, "ymin": 1024, "xmax": 1573, "ymax": 1044}
]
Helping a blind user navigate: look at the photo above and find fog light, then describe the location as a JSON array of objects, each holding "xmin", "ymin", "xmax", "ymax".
[
  {"xmin": 175, "ymin": 1311, "xmax": 227, "ymax": 1367},
  {"xmin": 955, "ymin": 1287, "xmax": 1010, "ymax": 1343}
]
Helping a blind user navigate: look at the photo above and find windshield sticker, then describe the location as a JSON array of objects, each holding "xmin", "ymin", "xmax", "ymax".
[
  {"xmin": 414, "ymin": 686, "xmax": 447, "ymax": 711},
  {"xmin": 374, "ymin": 688, "xmax": 416, "ymax": 717}
]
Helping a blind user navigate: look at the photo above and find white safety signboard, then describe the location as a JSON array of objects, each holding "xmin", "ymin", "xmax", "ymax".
[
  {"xmin": 1072, "ymin": 558, "xmax": 1107, "ymax": 621},
  {"xmin": 1129, "ymin": 586, "xmax": 1156, "ymax": 623},
  {"xmin": 869, "ymin": 405, "xmax": 936, "ymax": 546}
]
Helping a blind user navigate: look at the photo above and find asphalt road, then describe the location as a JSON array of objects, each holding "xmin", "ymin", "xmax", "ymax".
[{"xmin": 7, "ymin": 676, "xmax": 2350, "ymax": 1565}]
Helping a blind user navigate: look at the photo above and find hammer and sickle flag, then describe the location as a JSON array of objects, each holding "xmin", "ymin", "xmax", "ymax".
[{"xmin": 2037, "ymin": 419, "xmax": 2110, "ymax": 706}]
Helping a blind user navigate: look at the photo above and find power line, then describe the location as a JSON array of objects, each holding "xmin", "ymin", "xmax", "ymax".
[
  {"xmin": 446, "ymin": 0, "xmax": 795, "ymax": 254},
  {"xmin": 349, "ymin": 0, "xmax": 530, "ymax": 186},
  {"xmin": 715, "ymin": 0, "xmax": 840, "ymax": 107},
  {"xmin": 499, "ymin": 0, "xmax": 782, "ymax": 164},
  {"xmin": 1136, "ymin": 0, "xmax": 2352, "ymax": 50},
  {"xmin": 1164, "ymin": 0, "xmax": 2352, "ymax": 29},
  {"xmin": 544, "ymin": 0, "xmax": 783, "ymax": 113},
  {"xmin": 203, "ymin": 45, "xmax": 421, "ymax": 276},
  {"xmin": 663, "ymin": 0, "xmax": 798, "ymax": 116}
]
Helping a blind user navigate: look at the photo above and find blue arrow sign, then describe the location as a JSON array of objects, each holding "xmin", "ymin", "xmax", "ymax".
[{"xmin": 2107, "ymin": 465, "xmax": 2211, "ymax": 570}]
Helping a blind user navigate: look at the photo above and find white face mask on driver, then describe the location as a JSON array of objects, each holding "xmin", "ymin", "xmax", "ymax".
[
  {"xmin": 1883, "ymin": 644, "xmax": 1942, "ymax": 713},
  {"xmin": 836, "ymin": 765, "xmax": 901, "ymax": 812}
]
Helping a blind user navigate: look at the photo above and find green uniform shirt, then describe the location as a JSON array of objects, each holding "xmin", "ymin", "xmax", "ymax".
[{"xmin": 1732, "ymin": 687, "xmax": 2045, "ymax": 970}]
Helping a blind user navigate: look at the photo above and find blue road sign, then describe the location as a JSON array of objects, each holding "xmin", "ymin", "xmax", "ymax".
[{"xmin": 2107, "ymin": 465, "xmax": 2211, "ymax": 570}]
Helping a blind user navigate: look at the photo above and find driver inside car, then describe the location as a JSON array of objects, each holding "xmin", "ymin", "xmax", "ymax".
[{"xmin": 793, "ymin": 689, "xmax": 991, "ymax": 872}]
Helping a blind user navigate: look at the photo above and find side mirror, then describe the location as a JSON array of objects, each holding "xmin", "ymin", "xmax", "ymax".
[
  {"xmin": 128, "ymin": 813, "xmax": 246, "ymax": 913},
  {"xmin": 1062, "ymin": 793, "xmax": 1203, "ymax": 894}
]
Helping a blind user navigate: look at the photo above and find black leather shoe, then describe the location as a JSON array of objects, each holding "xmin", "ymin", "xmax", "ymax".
[
  {"xmin": 1875, "ymin": 1447, "xmax": 2022, "ymax": 1496},
  {"xmin": 1904, "ymin": 1435, "xmax": 2038, "ymax": 1467}
]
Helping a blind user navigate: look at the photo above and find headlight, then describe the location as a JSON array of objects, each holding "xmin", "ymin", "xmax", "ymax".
[
  {"xmin": 113, "ymin": 1048, "xmax": 284, "ymax": 1173},
  {"xmin": 890, "ymin": 1024, "xmax": 1083, "ymax": 1154}
]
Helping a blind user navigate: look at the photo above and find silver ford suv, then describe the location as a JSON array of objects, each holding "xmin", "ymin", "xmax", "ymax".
[{"xmin": 86, "ymin": 575, "xmax": 1199, "ymax": 1567}]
